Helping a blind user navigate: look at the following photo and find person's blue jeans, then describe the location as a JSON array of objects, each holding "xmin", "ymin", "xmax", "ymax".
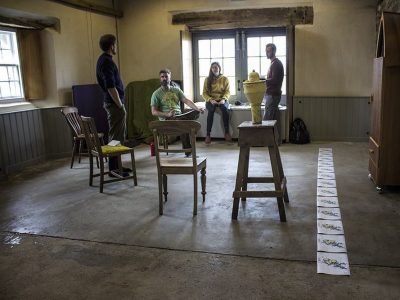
[{"xmin": 205, "ymin": 101, "xmax": 229, "ymax": 136}]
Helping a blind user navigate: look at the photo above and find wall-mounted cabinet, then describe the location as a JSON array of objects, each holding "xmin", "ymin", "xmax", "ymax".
[{"xmin": 369, "ymin": 12, "xmax": 400, "ymax": 188}]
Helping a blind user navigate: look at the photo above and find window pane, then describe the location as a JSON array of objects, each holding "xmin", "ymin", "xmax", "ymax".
[
  {"xmin": 260, "ymin": 36, "xmax": 272, "ymax": 52},
  {"xmin": 198, "ymin": 40, "xmax": 210, "ymax": 58},
  {"xmin": 260, "ymin": 56, "xmax": 269, "ymax": 78},
  {"xmin": 210, "ymin": 58, "xmax": 223, "ymax": 67},
  {"xmin": 0, "ymin": 32, "xmax": 14, "ymax": 63},
  {"xmin": 223, "ymin": 38, "xmax": 235, "ymax": 57},
  {"xmin": 247, "ymin": 37, "xmax": 259, "ymax": 56},
  {"xmin": 0, "ymin": 33, "xmax": 11, "ymax": 50},
  {"xmin": 228, "ymin": 76, "xmax": 236, "ymax": 96},
  {"xmin": 8, "ymin": 66, "xmax": 15, "ymax": 80},
  {"xmin": 199, "ymin": 76, "xmax": 206, "ymax": 95},
  {"xmin": 211, "ymin": 39, "xmax": 222, "ymax": 58},
  {"xmin": 0, "ymin": 66, "xmax": 8, "ymax": 81},
  {"xmin": 199, "ymin": 59, "xmax": 211, "ymax": 77},
  {"xmin": 247, "ymin": 57, "xmax": 260, "ymax": 75},
  {"xmin": 0, "ymin": 30, "xmax": 24, "ymax": 100},
  {"xmin": 13, "ymin": 66, "xmax": 20, "ymax": 80},
  {"xmin": 223, "ymin": 58, "xmax": 235, "ymax": 76},
  {"xmin": 273, "ymin": 36, "xmax": 286, "ymax": 56},
  {"xmin": 0, "ymin": 82, "xmax": 11, "ymax": 98}
]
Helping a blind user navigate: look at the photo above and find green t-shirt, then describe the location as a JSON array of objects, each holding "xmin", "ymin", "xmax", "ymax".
[{"xmin": 150, "ymin": 86, "xmax": 184, "ymax": 119}]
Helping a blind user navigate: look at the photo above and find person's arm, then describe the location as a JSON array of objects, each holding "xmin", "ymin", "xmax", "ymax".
[
  {"xmin": 151, "ymin": 106, "xmax": 175, "ymax": 118},
  {"xmin": 107, "ymin": 87, "xmax": 123, "ymax": 108},
  {"xmin": 220, "ymin": 77, "xmax": 231, "ymax": 102},
  {"xmin": 101, "ymin": 61, "xmax": 123, "ymax": 108},
  {"xmin": 202, "ymin": 78, "xmax": 212, "ymax": 102},
  {"xmin": 182, "ymin": 97, "xmax": 205, "ymax": 113}
]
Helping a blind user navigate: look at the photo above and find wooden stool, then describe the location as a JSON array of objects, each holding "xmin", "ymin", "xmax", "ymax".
[{"xmin": 232, "ymin": 121, "xmax": 289, "ymax": 221}]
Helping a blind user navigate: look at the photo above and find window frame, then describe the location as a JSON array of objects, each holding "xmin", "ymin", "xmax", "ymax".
[
  {"xmin": 0, "ymin": 27, "xmax": 25, "ymax": 103},
  {"xmin": 192, "ymin": 27, "xmax": 287, "ymax": 104}
]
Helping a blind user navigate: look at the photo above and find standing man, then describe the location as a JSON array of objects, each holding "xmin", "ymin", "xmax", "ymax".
[
  {"xmin": 151, "ymin": 69, "xmax": 204, "ymax": 155},
  {"xmin": 264, "ymin": 43, "xmax": 284, "ymax": 143},
  {"xmin": 96, "ymin": 34, "xmax": 129, "ymax": 176}
]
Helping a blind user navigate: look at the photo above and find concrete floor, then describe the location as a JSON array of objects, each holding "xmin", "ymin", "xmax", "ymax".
[{"xmin": 0, "ymin": 141, "xmax": 399, "ymax": 299}]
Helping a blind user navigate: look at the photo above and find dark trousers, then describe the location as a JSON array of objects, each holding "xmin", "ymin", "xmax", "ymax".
[
  {"xmin": 167, "ymin": 109, "xmax": 200, "ymax": 151},
  {"xmin": 205, "ymin": 101, "xmax": 229, "ymax": 136},
  {"xmin": 104, "ymin": 103, "xmax": 126, "ymax": 170}
]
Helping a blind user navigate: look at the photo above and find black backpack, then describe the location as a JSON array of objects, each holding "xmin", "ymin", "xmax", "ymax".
[{"xmin": 289, "ymin": 118, "xmax": 310, "ymax": 144}]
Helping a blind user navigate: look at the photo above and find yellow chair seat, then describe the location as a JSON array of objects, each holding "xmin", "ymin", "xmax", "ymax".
[{"xmin": 101, "ymin": 145, "xmax": 131, "ymax": 154}]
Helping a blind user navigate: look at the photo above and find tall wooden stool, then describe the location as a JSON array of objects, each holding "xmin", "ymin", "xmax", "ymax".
[{"xmin": 232, "ymin": 121, "xmax": 289, "ymax": 221}]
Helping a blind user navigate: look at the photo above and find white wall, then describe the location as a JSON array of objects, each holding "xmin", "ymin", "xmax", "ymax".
[{"xmin": 118, "ymin": 0, "xmax": 377, "ymax": 98}]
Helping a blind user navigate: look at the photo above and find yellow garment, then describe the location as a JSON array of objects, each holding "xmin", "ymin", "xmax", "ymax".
[
  {"xmin": 101, "ymin": 145, "xmax": 131, "ymax": 154},
  {"xmin": 202, "ymin": 76, "xmax": 231, "ymax": 102}
]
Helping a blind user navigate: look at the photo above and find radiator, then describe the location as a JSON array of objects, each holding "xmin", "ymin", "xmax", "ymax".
[
  {"xmin": 293, "ymin": 96, "xmax": 371, "ymax": 142},
  {"xmin": 0, "ymin": 107, "xmax": 72, "ymax": 177}
]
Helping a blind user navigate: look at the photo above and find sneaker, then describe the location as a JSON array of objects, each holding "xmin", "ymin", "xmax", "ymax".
[
  {"xmin": 122, "ymin": 167, "xmax": 132, "ymax": 173},
  {"xmin": 224, "ymin": 133, "xmax": 232, "ymax": 142},
  {"xmin": 205, "ymin": 136, "xmax": 211, "ymax": 145}
]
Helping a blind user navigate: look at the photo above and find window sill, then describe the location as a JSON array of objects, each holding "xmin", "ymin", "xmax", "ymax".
[{"xmin": 0, "ymin": 102, "xmax": 37, "ymax": 114}]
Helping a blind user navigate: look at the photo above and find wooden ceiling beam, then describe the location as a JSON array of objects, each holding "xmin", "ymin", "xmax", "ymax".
[
  {"xmin": 48, "ymin": 0, "xmax": 123, "ymax": 18},
  {"xmin": 0, "ymin": 7, "xmax": 60, "ymax": 30},
  {"xmin": 172, "ymin": 7, "xmax": 313, "ymax": 30}
]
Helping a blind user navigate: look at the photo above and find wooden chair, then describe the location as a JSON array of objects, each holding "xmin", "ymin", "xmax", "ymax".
[
  {"xmin": 61, "ymin": 107, "xmax": 105, "ymax": 168},
  {"xmin": 80, "ymin": 116, "xmax": 138, "ymax": 193},
  {"xmin": 149, "ymin": 120, "xmax": 206, "ymax": 216}
]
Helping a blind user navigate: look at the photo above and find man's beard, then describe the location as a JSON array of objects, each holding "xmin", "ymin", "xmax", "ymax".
[{"xmin": 161, "ymin": 80, "xmax": 170, "ymax": 87}]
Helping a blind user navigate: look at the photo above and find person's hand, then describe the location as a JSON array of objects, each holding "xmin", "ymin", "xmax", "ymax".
[
  {"xmin": 198, "ymin": 107, "xmax": 205, "ymax": 113},
  {"xmin": 219, "ymin": 99, "xmax": 225, "ymax": 105},
  {"xmin": 166, "ymin": 110, "xmax": 175, "ymax": 118},
  {"xmin": 210, "ymin": 99, "xmax": 217, "ymax": 105}
]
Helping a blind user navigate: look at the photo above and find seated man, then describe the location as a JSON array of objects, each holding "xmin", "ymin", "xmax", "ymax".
[{"xmin": 151, "ymin": 69, "xmax": 204, "ymax": 155}]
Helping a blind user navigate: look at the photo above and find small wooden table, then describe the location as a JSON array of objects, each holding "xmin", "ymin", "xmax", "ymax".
[{"xmin": 232, "ymin": 121, "xmax": 289, "ymax": 221}]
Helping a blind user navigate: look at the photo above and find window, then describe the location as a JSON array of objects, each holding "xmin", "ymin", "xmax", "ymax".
[
  {"xmin": 0, "ymin": 29, "xmax": 24, "ymax": 101},
  {"xmin": 193, "ymin": 28, "xmax": 286, "ymax": 104}
]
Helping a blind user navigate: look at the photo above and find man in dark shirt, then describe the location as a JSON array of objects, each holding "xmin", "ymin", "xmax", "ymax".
[
  {"xmin": 96, "ymin": 34, "xmax": 129, "ymax": 176},
  {"xmin": 264, "ymin": 43, "xmax": 284, "ymax": 143}
]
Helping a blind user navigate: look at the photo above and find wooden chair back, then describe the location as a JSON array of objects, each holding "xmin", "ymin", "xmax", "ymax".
[
  {"xmin": 149, "ymin": 120, "xmax": 200, "ymax": 161},
  {"xmin": 80, "ymin": 116, "xmax": 104, "ymax": 156},
  {"xmin": 61, "ymin": 106, "xmax": 82, "ymax": 137}
]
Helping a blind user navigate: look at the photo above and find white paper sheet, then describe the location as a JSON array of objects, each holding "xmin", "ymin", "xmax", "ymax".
[
  {"xmin": 317, "ymin": 179, "xmax": 336, "ymax": 188},
  {"xmin": 317, "ymin": 219, "xmax": 344, "ymax": 235},
  {"xmin": 317, "ymin": 207, "xmax": 342, "ymax": 220},
  {"xmin": 317, "ymin": 252, "xmax": 350, "ymax": 275},
  {"xmin": 318, "ymin": 166, "xmax": 335, "ymax": 173},
  {"xmin": 318, "ymin": 161, "xmax": 334, "ymax": 167},
  {"xmin": 317, "ymin": 234, "xmax": 347, "ymax": 252},
  {"xmin": 317, "ymin": 187, "xmax": 337, "ymax": 197},
  {"xmin": 317, "ymin": 172, "xmax": 336, "ymax": 180},
  {"xmin": 318, "ymin": 156, "xmax": 333, "ymax": 162},
  {"xmin": 317, "ymin": 196, "xmax": 339, "ymax": 207}
]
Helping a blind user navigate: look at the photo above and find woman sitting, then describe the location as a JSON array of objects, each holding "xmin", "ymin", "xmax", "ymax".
[{"xmin": 202, "ymin": 62, "xmax": 231, "ymax": 144}]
